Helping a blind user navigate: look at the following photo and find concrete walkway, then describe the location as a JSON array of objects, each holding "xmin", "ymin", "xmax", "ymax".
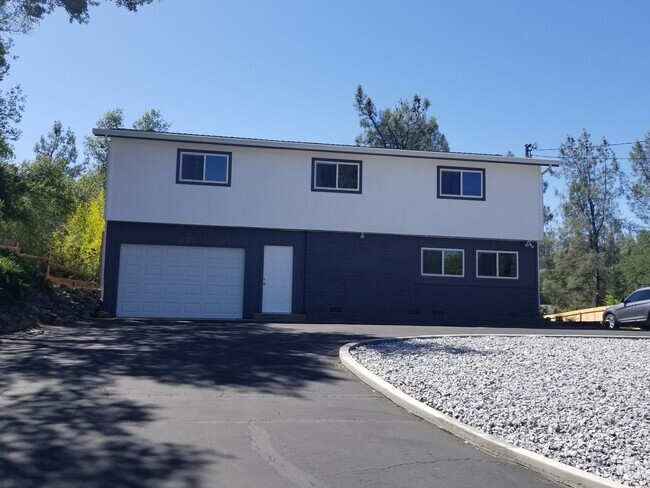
[{"xmin": 2, "ymin": 320, "xmax": 634, "ymax": 488}]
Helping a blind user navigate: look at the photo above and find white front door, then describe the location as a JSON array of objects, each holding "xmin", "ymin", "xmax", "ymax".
[{"xmin": 262, "ymin": 246, "xmax": 293, "ymax": 313}]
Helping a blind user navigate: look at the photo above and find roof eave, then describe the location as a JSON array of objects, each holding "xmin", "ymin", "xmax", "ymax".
[{"xmin": 92, "ymin": 129, "xmax": 560, "ymax": 167}]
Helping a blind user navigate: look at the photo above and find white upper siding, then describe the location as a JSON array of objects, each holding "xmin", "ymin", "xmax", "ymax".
[{"xmin": 105, "ymin": 136, "xmax": 546, "ymax": 241}]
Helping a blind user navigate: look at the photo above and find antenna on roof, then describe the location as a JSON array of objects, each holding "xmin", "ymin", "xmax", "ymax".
[{"xmin": 524, "ymin": 143, "xmax": 538, "ymax": 158}]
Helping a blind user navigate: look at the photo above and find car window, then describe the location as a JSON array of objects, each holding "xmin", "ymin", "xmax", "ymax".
[
  {"xmin": 626, "ymin": 290, "xmax": 650, "ymax": 303},
  {"xmin": 626, "ymin": 291, "xmax": 644, "ymax": 303}
]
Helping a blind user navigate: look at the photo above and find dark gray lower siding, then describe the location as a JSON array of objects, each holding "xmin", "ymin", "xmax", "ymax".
[
  {"xmin": 104, "ymin": 221, "xmax": 539, "ymax": 326},
  {"xmin": 304, "ymin": 231, "xmax": 539, "ymax": 326}
]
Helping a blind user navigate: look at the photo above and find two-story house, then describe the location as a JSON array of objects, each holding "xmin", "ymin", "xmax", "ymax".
[{"xmin": 95, "ymin": 129, "xmax": 555, "ymax": 325}]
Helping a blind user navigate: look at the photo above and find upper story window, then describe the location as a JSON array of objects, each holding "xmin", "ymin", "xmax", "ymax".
[
  {"xmin": 177, "ymin": 149, "xmax": 232, "ymax": 186},
  {"xmin": 312, "ymin": 158, "xmax": 362, "ymax": 193},
  {"xmin": 477, "ymin": 250, "xmax": 518, "ymax": 279},
  {"xmin": 421, "ymin": 248, "xmax": 464, "ymax": 277},
  {"xmin": 438, "ymin": 166, "xmax": 485, "ymax": 200}
]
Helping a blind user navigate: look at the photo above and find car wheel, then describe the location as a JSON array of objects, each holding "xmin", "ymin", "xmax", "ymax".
[{"xmin": 604, "ymin": 313, "xmax": 618, "ymax": 330}]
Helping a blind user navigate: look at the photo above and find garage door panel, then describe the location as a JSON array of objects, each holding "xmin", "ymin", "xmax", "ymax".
[
  {"xmin": 165, "ymin": 284, "xmax": 182, "ymax": 295},
  {"xmin": 123, "ymin": 264, "xmax": 141, "ymax": 276},
  {"xmin": 186, "ymin": 266, "xmax": 203, "ymax": 277},
  {"xmin": 184, "ymin": 284, "xmax": 202, "ymax": 295},
  {"xmin": 143, "ymin": 283, "xmax": 162, "ymax": 294},
  {"xmin": 122, "ymin": 282, "xmax": 139, "ymax": 294},
  {"xmin": 165, "ymin": 265, "xmax": 183, "ymax": 277},
  {"xmin": 163, "ymin": 302, "xmax": 181, "ymax": 314},
  {"xmin": 120, "ymin": 301, "xmax": 139, "ymax": 313},
  {"xmin": 146, "ymin": 247, "xmax": 164, "ymax": 257},
  {"xmin": 117, "ymin": 244, "xmax": 245, "ymax": 319},
  {"xmin": 165, "ymin": 247, "xmax": 184, "ymax": 258},
  {"xmin": 123, "ymin": 246, "xmax": 142, "ymax": 257},
  {"xmin": 145, "ymin": 265, "xmax": 162, "ymax": 276},
  {"xmin": 142, "ymin": 302, "xmax": 160, "ymax": 313}
]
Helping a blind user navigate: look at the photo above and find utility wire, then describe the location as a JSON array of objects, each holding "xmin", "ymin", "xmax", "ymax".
[
  {"xmin": 532, "ymin": 155, "xmax": 638, "ymax": 161},
  {"xmin": 534, "ymin": 141, "xmax": 641, "ymax": 152}
]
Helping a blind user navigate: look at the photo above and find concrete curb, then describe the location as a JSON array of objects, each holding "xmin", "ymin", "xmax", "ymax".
[{"xmin": 339, "ymin": 334, "xmax": 630, "ymax": 488}]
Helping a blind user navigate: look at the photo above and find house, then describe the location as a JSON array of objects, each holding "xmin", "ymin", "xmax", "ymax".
[{"xmin": 95, "ymin": 129, "xmax": 557, "ymax": 325}]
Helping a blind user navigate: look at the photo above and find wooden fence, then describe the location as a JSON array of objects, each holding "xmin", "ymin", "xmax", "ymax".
[
  {"xmin": 544, "ymin": 306, "xmax": 607, "ymax": 322},
  {"xmin": 0, "ymin": 244, "xmax": 98, "ymax": 290}
]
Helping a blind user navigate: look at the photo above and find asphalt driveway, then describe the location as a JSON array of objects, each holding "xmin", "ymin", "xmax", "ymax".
[{"xmin": 1, "ymin": 320, "xmax": 633, "ymax": 488}]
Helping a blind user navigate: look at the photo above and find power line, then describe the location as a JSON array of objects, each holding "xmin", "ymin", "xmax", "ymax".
[
  {"xmin": 532, "ymin": 155, "xmax": 638, "ymax": 161},
  {"xmin": 534, "ymin": 140, "xmax": 641, "ymax": 152}
]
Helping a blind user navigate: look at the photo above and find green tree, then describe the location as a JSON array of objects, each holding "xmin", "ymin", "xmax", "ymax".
[
  {"xmin": 354, "ymin": 85, "xmax": 449, "ymax": 151},
  {"xmin": 82, "ymin": 108, "xmax": 124, "ymax": 179},
  {"xmin": 627, "ymin": 132, "xmax": 650, "ymax": 225},
  {"xmin": 0, "ymin": 85, "xmax": 24, "ymax": 161},
  {"xmin": 12, "ymin": 121, "xmax": 79, "ymax": 254},
  {"xmin": 610, "ymin": 231, "xmax": 650, "ymax": 299},
  {"xmin": 544, "ymin": 131, "xmax": 622, "ymax": 308},
  {"xmin": 52, "ymin": 188, "xmax": 105, "ymax": 280},
  {"xmin": 83, "ymin": 108, "xmax": 170, "ymax": 178},
  {"xmin": 133, "ymin": 109, "xmax": 171, "ymax": 132},
  {"xmin": 0, "ymin": 161, "xmax": 27, "ymax": 238},
  {"xmin": 14, "ymin": 0, "xmax": 153, "ymax": 23},
  {"xmin": 33, "ymin": 120, "xmax": 79, "ymax": 174}
]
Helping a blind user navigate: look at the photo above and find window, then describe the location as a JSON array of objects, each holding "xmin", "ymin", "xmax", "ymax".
[
  {"xmin": 312, "ymin": 158, "xmax": 362, "ymax": 193},
  {"xmin": 626, "ymin": 289, "xmax": 650, "ymax": 303},
  {"xmin": 438, "ymin": 167, "xmax": 485, "ymax": 200},
  {"xmin": 421, "ymin": 248, "xmax": 464, "ymax": 277},
  {"xmin": 477, "ymin": 251, "xmax": 518, "ymax": 279},
  {"xmin": 177, "ymin": 150, "xmax": 232, "ymax": 186}
]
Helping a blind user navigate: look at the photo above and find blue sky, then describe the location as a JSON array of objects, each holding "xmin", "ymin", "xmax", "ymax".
[{"xmin": 6, "ymin": 0, "xmax": 650, "ymax": 217}]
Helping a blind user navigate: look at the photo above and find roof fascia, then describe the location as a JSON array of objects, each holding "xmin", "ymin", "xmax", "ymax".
[{"xmin": 92, "ymin": 129, "xmax": 559, "ymax": 167}]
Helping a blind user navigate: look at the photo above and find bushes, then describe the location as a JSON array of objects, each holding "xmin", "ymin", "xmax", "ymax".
[
  {"xmin": 0, "ymin": 252, "xmax": 46, "ymax": 304},
  {"xmin": 51, "ymin": 188, "xmax": 104, "ymax": 281}
]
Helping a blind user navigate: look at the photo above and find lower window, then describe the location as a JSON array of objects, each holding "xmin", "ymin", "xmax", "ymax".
[
  {"xmin": 477, "ymin": 251, "xmax": 518, "ymax": 279},
  {"xmin": 421, "ymin": 248, "xmax": 464, "ymax": 277}
]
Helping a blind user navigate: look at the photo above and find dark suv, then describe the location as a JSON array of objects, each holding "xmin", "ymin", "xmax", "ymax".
[{"xmin": 602, "ymin": 287, "xmax": 650, "ymax": 329}]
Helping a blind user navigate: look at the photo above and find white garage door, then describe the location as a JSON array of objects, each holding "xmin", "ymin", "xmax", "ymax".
[{"xmin": 117, "ymin": 244, "xmax": 245, "ymax": 319}]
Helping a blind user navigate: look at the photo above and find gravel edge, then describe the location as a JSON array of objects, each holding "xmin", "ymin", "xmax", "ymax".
[{"xmin": 339, "ymin": 334, "xmax": 628, "ymax": 488}]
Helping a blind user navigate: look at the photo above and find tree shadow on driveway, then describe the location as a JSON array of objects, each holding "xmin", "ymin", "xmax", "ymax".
[{"xmin": 0, "ymin": 320, "xmax": 374, "ymax": 488}]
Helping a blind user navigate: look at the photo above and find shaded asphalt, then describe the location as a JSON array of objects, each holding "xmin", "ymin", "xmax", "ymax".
[{"xmin": 1, "ymin": 320, "xmax": 642, "ymax": 488}]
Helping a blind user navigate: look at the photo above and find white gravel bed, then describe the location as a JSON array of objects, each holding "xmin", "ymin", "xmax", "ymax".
[{"xmin": 350, "ymin": 335, "xmax": 650, "ymax": 487}]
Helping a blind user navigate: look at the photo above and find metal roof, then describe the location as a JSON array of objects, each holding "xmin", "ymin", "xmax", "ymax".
[{"xmin": 92, "ymin": 128, "xmax": 559, "ymax": 167}]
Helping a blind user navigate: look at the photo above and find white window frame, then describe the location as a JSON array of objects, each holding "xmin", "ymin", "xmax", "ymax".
[
  {"xmin": 178, "ymin": 150, "xmax": 231, "ymax": 186},
  {"xmin": 438, "ymin": 167, "xmax": 484, "ymax": 199},
  {"xmin": 312, "ymin": 159, "xmax": 361, "ymax": 193},
  {"xmin": 421, "ymin": 248, "xmax": 465, "ymax": 277},
  {"xmin": 476, "ymin": 250, "xmax": 519, "ymax": 279}
]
